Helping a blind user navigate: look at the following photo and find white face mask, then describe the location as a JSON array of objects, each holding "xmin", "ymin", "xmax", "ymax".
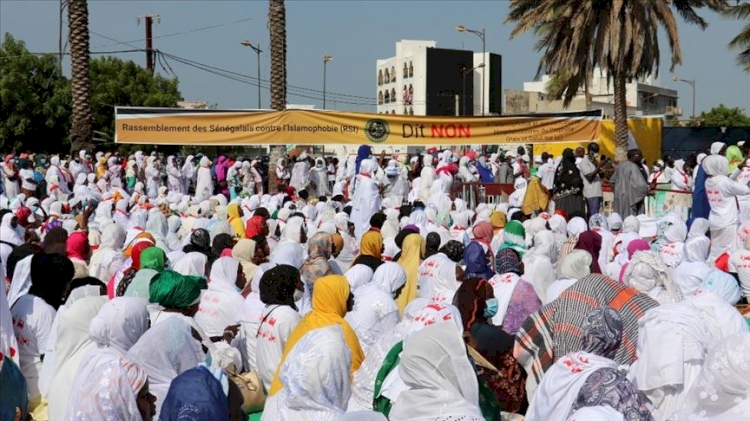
[{"xmin": 293, "ymin": 288, "xmax": 304, "ymax": 302}]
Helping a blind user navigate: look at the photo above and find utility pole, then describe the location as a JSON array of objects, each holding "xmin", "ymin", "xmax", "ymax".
[
  {"xmin": 137, "ymin": 14, "xmax": 160, "ymax": 71},
  {"xmin": 455, "ymin": 94, "xmax": 460, "ymax": 116},
  {"xmin": 323, "ymin": 55, "xmax": 333, "ymax": 109}
]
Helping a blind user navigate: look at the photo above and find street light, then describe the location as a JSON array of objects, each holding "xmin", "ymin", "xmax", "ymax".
[
  {"xmin": 240, "ymin": 40, "xmax": 262, "ymax": 109},
  {"xmin": 461, "ymin": 63, "xmax": 485, "ymax": 116},
  {"xmin": 456, "ymin": 24, "xmax": 486, "ymax": 116},
  {"xmin": 672, "ymin": 76, "xmax": 696, "ymax": 119},
  {"xmin": 323, "ymin": 55, "xmax": 333, "ymax": 109}
]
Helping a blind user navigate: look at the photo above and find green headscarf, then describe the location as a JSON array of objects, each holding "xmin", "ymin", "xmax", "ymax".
[
  {"xmin": 497, "ymin": 220, "xmax": 527, "ymax": 257},
  {"xmin": 726, "ymin": 145, "xmax": 744, "ymax": 173},
  {"xmin": 149, "ymin": 270, "xmax": 207, "ymax": 309},
  {"xmin": 140, "ymin": 247, "xmax": 166, "ymax": 271}
]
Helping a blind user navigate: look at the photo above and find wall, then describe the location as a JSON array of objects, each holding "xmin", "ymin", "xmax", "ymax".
[{"xmin": 661, "ymin": 127, "xmax": 750, "ymax": 160}]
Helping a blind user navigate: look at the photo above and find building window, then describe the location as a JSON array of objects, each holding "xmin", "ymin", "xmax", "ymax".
[
  {"xmin": 409, "ymin": 107, "xmax": 414, "ymax": 115},
  {"xmin": 391, "ymin": 110, "xmax": 396, "ymax": 115},
  {"xmin": 384, "ymin": 90, "xmax": 390, "ymax": 104},
  {"xmin": 384, "ymin": 69, "xmax": 390, "ymax": 84},
  {"xmin": 378, "ymin": 91, "xmax": 383, "ymax": 105},
  {"xmin": 406, "ymin": 84, "xmax": 413, "ymax": 105},
  {"xmin": 409, "ymin": 62, "xmax": 413, "ymax": 78},
  {"xmin": 390, "ymin": 88, "xmax": 396, "ymax": 103},
  {"xmin": 378, "ymin": 70, "xmax": 383, "ymax": 86},
  {"xmin": 403, "ymin": 63, "xmax": 408, "ymax": 79},
  {"xmin": 390, "ymin": 66, "xmax": 396, "ymax": 82}
]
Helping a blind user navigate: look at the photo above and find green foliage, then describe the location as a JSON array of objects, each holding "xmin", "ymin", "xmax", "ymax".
[
  {"xmin": 0, "ymin": 33, "xmax": 71, "ymax": 152},
  {"xmin": 0, "ymin": 33, "xmax": 183, "ymax": 153},
  {"xmin": 688, "ymin": 104, "xmax": 750, "ymax": 127},
  {"xmin": 90, "ymin": 56, "xmax": 182, "ymax": 142}
]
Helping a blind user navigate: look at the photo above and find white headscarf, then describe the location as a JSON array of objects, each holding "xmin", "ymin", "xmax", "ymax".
[
  {"xmin": 126, "ymin": 316, "xmax": 204, "ymax": 418},
  {"xmin": 688, "ymin": 218, "xmax": 710, "ymax": 238},
  {"xmin": 345, "ymin": 262, "xmax": 406, "ymax": 349},
  {"xmin": 6, "ymin": 255, "xmax": 33, "ymax": 309},
  {"xmin": 88, "ymin": 297, "xmax": 149, "ymax": 354},
  {"xmin": 262, "ymin": 325, "xmax": 352, "ymax": 421},
  {"xmin": 65, "ymin": 350, "xmax": 148, "ymax": 421},
  {"xmin": 172, "ymin": 252, "xmax": 208, "ymax": 277},
  {"xmin": 195, "ymin": 256, "xmax": 244, "ymax": 337},
  {"xmin": 710, "ymin": 141, "xmax": 725, "ymax": 155},
  {"xmin": 88, "ymin": 223, "xmax": 126, "ymax": 282},
  {"xmin": 345, "ymin": 264, "xmax": 374, "ymax": 291},
  {"xmin": 556, "ymin": 250, "xmax": 592, "ymax": 280},
  {"xmin": 671, "ymin": 333, "xmax": 750, "ymax": 421},
  {"xmin": 624, "ymin": 251, "xmax": 683, "ymax": 304},
  {"xmin": 0, "ymin": 212, "xmax": 23, "ymax": 246},
  {"xmin": 702, "ymin": 155, "xmax": 729, "ymax": 176},
  {"xmin": 567, "ymin": 217, "xmax": 588, "ymax": 237},
  {"xmin": 46, "ymin": 296, "xmax": 108, "ymax": 418},
  {"xmin": 389, "ymin": 323, "xmax": 483, "ymax": 421}
]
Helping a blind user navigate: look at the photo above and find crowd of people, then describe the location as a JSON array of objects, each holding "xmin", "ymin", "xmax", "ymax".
[{"xmin": 0, "ymin": 142, "xmax": 748, "ymax": 421}]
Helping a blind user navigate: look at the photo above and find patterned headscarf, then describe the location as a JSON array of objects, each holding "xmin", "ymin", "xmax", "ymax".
[
  {"xmin": 495, "ymin": 248, "xmax": 522, "ymax": 275},
  {"xmin": 581, "ymin": 306, "xmax": 623, "ymax": 359},
  {"xmin": 300, "ymin": 232, "xmax": 333, "ymax": 284},
  {"xmin": 439, "ymin": 240, "xmax": 464, "ymax": 263}
]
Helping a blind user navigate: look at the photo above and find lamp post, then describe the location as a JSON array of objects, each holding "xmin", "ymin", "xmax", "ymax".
[
  {"xmin": 240, "ymin": 40, "xmax": 263, "ymax": 109},
  {"xmin": 456, "ymin": 25, "xmax": 486, "ymax": 116},
  {"xmin": 671, "ymin": 76, "xmax": 696, "ymax": 119},
  {"xmin": 461, "ymin": 63, "xmax": 485, "ymax": 116},
  {"xmin": 323, "ymin": 55, "xmax": 333, "ymax": 109}
]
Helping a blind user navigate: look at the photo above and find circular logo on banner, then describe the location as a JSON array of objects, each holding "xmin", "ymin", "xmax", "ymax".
[{"xmin": 364, "ymin": 119, "xmax": 390, "ymax": 143}]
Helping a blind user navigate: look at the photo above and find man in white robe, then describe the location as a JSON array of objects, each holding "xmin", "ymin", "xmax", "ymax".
[{"xmin": 351, "ymin": 159, "xmax": 382, "ymax": 241}]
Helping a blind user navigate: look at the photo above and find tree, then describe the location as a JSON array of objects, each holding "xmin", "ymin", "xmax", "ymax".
[
  {"xmin": 268, "ymin": 0, "xmax": 287, "ymax": 193},
  {"xmin": 725, "ymin": 1, "xmax": 750, "ymax": 72},
  {"xmin": 506, "ymin": 0, "xmax": 728, "ymax": 161},
  {"xmin": 90, "ymin": 56, "xmax": 181, "ymax": 141},
  {"xmin": 68, "ymin": 0, "xmax": 94, "ymax": 152},
  {"xmin": 0, "ymin": 34, "xmax": 71, "ymax": 152},
  {"xmin": 688, "ymin": 104, "xmax": 750, "ymax": 127}
]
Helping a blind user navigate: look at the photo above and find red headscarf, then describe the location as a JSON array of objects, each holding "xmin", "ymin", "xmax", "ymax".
[
  {"xmin": 130, "ymin": 241, "xmax": 153, "ymax": 270},
  {"xmin": 245, "ymin": 215, "xmax": 266, "ymax": 238},
  {"xmin": 15, "ymin": 206, "xmax": 31, "ymax": 228},
  {"xmin": 66, "ymin": 231, "xmax": 90, "ymax": 261},
  {"xmin": 575, "ymin": 230, "xmax": 603, "ymax": 274}
]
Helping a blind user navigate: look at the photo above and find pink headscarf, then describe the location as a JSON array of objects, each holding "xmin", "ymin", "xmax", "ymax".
[
  {"xmin": 65, "ymin": 231, "xmax": 89, "ymax": 261},
  {"xmin": 619, "ymin": 239, "xmax": 652, "ymax": 283}
]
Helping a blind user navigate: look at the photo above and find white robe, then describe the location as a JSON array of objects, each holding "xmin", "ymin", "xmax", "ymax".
[
  {"xmin": 351, "ymin": 163, "xmax": 381, "ymax": 242},
  {"xmin": 194, "ymin": 162, "xmax": 213, "ymax": 202}
]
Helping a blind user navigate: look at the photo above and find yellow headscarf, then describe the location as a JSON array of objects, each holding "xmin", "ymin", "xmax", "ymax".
[
  {"xmin": 226, "ymin": 203, "xmax": 246, "ymax": 239},
  {"xmin": 96, "ymin": 157, "xmax": 107, "ymax": 180},
  {"xmin": 268, "ymin": 275, "xmax": 364, "ymax": 395},
  {"xmin": 395, "ymin": 233, "xmax": 425, "ymax": 314},
  {"xmin": 358, "ymin": 230, "xmax": 383, "ymax": 260},
  {"xmin": 522, "ymin": 176, "xmax": 550, "ymax": 216},
  {"xmin": 490, "ymin": 211, "xmax": 507, "ymax": 234}
]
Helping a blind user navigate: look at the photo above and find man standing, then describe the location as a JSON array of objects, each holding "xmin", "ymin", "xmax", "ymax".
[
  {"xmin": 610, "ymin": 149, "xmax": 651, "ymax": 218},
  {"xmin": 537, "ymin": 152, "xmax": 556, "ymax": 191},
  {"xmin": 579, "ymin": 142, "xmax": 604, "ymax": 218}
]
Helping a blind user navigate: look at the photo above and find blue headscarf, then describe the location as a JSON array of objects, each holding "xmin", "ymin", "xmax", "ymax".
[
  {"xmin": 355, "ymin": 145, "xmax": 372, "ymax": 176},
  {"xmin": 463, "ymin": 241, "xmax": 494, "ymax": 280},
  {"xmin": 0, "ymin": 354, "xmax": 28, "ymax": 421},
  {"xmin": 160, "ymin": 366, "xmax": 229, "ymax": 421}
]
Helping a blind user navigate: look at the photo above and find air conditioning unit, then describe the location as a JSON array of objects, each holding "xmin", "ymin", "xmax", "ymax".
[{"xmin": 666, "ymin": 106, "xmax": 683, "ymax": 116}]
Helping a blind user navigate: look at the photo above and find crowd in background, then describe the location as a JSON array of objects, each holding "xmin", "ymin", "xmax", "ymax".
[{"xmin": 0, "ymin": 142, "xmax": 748, "ymax": 421}]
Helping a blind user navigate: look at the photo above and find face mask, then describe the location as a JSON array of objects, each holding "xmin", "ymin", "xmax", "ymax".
[
  {"xmin": 483, "ymin": 298, "xmax": 499, "ymax": 318},
  {"xmin": 590, "ymin": 152, "xmax": 599, "ymax": 159},
  {"xmin": 293, "ymin": 288, "xmax": 304, "ymax": 302},
  {"xmin": 235, "ymin": 285, "xmax": 242, "ymax": 292}
]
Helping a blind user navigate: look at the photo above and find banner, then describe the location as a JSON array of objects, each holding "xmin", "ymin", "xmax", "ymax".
[{"xmin": 115, "ymin": 107, "xmax": 602, "ymax": 146}]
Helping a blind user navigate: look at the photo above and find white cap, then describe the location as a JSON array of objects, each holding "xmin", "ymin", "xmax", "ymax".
[{"xmin": 738, "ymin": 141, "xmax": 746, "ymax": 147}]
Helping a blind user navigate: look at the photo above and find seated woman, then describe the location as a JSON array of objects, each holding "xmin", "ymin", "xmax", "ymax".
[
  {"xmin": 453, "ymin": 277, "xmax": 526, "ymax": 415},
  {"xmin": 525, "ymin": 307, "xmax": 653, "ymax": 421}
]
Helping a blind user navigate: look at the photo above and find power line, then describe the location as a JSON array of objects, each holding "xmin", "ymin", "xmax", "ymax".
[
  {"xmin": 90, "ymin": 17, "xmax": 256, "ymax": 49},
  {"xmin": 0, "ymin": 49, "xmax": 144, "ymax": 60},
  {"xmin": 158, "ymin": 50, "xmax": 377, "ymax": 103}
]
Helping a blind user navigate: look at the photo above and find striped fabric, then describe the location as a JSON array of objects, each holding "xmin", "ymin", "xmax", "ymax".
[{"xmin": 513, "ymin": 273, "xmax": 659, "ymax": 395}]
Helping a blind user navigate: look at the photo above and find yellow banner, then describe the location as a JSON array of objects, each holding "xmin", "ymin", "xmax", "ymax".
[{"xmin": 115, "ymin": 108, "xmax": 602, "ymax": 146}]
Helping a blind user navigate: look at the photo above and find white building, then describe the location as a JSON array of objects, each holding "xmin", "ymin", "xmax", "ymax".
[
  {"xmin": 376, "ymin": 40, "xmax": 501, "ymax": 117},
  {"xmin": 511, "ymin": 67, "xmax": 680, "ymax": 118}
]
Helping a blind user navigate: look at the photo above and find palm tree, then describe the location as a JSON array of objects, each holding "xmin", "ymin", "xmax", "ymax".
[
  {"xmin": 68, "ymin": 0, "xmax": 93, "ymax": 152},
  {"xmin": 506, "ymin": 0, "xmax": 728, "ymax": 161},
  {"xmin": 725, "ymin": 1, "xmax": 750, "ymax": 72},
  {"xmin": 268, "ymin": 0, "xmax": 287, "ymax": 193}
]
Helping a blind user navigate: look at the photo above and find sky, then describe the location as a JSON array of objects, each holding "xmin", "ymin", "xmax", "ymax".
[{"xmin": 1, "ymin": 0, "xmax": 749, "ymax": 115}]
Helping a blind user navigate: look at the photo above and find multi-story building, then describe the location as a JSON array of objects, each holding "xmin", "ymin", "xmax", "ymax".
[
  {"xmin": 376, "ymin": 40, "xmax": 502, "ymax": 117},
  {"xmin": 505, "ymin": 67, "xmax": 681, "ymax": 118}
]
